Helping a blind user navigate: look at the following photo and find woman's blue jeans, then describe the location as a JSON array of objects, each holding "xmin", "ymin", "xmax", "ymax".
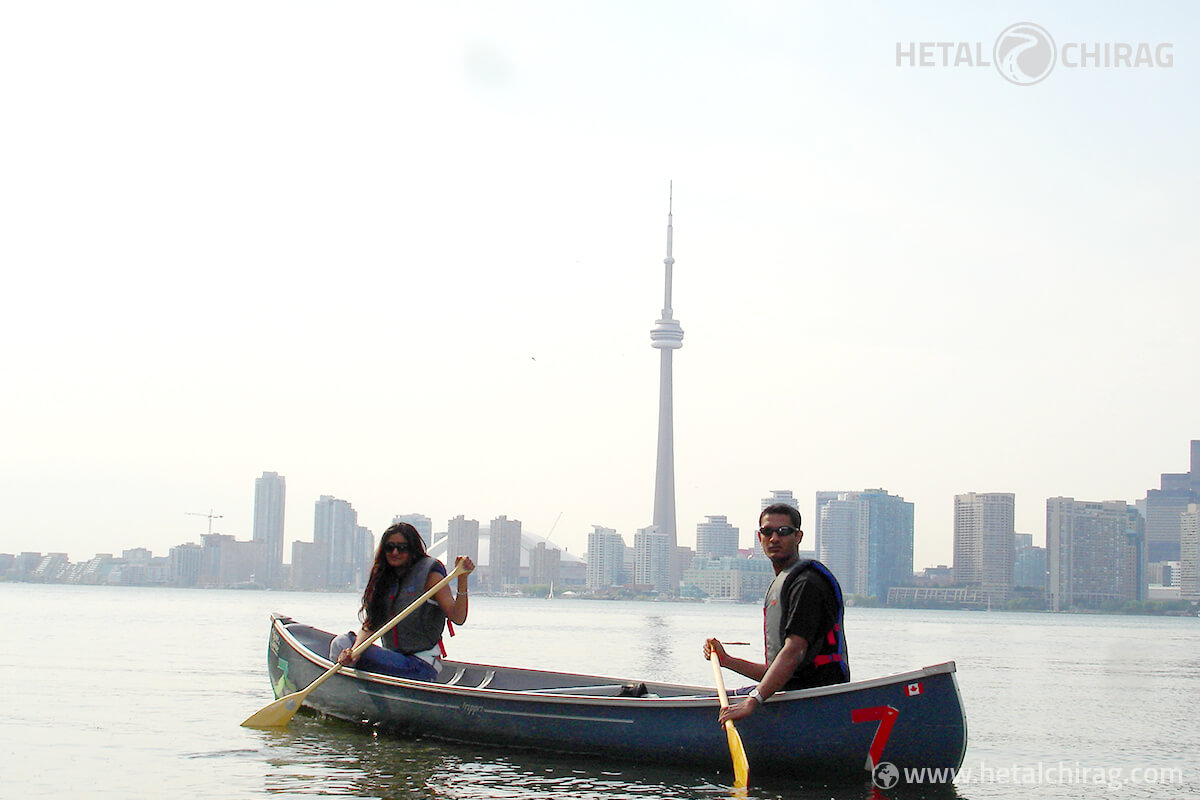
[{"xmin": 329, "ymin": 631, "xmax": 437, "ymax": 681}]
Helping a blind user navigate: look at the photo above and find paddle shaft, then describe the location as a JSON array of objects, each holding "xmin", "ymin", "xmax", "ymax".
[
  {"xmin": 710, "ymin": 651, "xmax": 734, "ymax": 712},
  {"xmin": 709, "ymin": 650, "xmax": 751, "ymax": 788}
]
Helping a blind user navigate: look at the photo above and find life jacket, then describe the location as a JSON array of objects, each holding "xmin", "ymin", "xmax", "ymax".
[
  {"xmin": 763, "ymin": 558, "xmax": 850, "ymax": 683},
  {"xmin": 383, "ymin": 556, "xmax": 447, "ymax": 655}
]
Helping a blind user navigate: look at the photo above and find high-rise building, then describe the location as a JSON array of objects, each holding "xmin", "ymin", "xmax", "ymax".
[
  {"xmin": 1142, "ymin": 440, "xmax": 1200, "ymax": 562},
  {"xmin": 314, "ymin": 495, "xmax": 360, "ymax": 590},
  {"xmin": 695, "ymin": 515, "xmax": 739, "ymax": 558},
  {"xmin": 290, "ymin": 540, "xmax": 327, "ymax": 590},
  {"xmin": 530, "ymin": 541, "xmax": 561, "ymax": 588},
  {"xmin": 393, "ymin": 513, "xmax": 433, "ymax": 546},
  {"xmin": 252, "ymin": 472, "xmax": 286, "ymax": 587},
  {"xmin": 1014, "ymin": 536, "xmax": 1047, "ymax": 590},
  {"xmin": 446, "ymin": 515, "xmax": 480, "ymax": 575},
  {"xmin": 817, "ymin": 497, "xmax": 859, "ymax": 592},
  {"xmin": 634, "ymin": 525, "xmax": 671, "ymax": 592},
  {"xmin": 200, "ymin": 533, "xmax": 235, "ymax": 585},
  {"xmin": 817, "ymin": 489, "xmax": 913, "ymax": 599},
  {"xmin": 682, "ymin": 556, "xmax": 775, "ymax": 602},
  {"xmin": 354, "ymin": 525, "xmax": 374, "ymax": 585},
  {"xmin": 953, "ymin": 492, "xmax": 1015, "ymax": 603},
  {"xmin": 762, "ymin": 490, "xmax": 801, "ymax": 513},
  {"xmin": 586, "ymin": 526, "xmax": 626, "ymax": 589},
  {"xmin": 168, "ymin": 542, "xmax": 202, "ymax": 587},
  {"xmin": 490, "ymin": 515, "xmax": 523, "ymax": 589},
  {"xmin": 1046, "ymin": 497, "xmax": 1146, "ymax": 611},
  {"xmin": 1144, "ymin": 489, "xmax": 1195, "ymax": 563},
  {"xmin": 812, "ymin": 490, "xmax": 844, "ymax": 556},
  {"xmin": 200, "ymin": 533, "xmax": 265, "ymax": 587},
  {"xmin": 1180, "ymin": 504, "xmax": 1199, "ymax": 602},
  {"xmin": 650, "ymin": 189, "xmax": 684, "ymax": 590}
]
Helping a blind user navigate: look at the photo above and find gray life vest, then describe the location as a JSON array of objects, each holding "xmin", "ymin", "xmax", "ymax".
[
  {"xmin": 383, "ymin": 556, "xmax": 447, "ymax": 655},
  {"xmin": 763, "ymin": 559, "xmax": 849, "ymax": 681}
]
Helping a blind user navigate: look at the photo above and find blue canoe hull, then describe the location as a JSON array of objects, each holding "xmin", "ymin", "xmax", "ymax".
[{"xmin": 265, "ymin": 614, "xmax": 967, "ymax": 779}]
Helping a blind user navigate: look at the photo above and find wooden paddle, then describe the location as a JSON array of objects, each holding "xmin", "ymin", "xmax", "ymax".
[
  {"xmin": 709, "ymin": 649, "xmax": 750, "ymax": 788},
  {"xmin": 242, "ymin": 563, "xmax": 467, "ymax": 728}
]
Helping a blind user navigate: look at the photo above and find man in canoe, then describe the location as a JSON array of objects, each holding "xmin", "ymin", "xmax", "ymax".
[
  {"xmin": 704, "ymin": 502, "xmax": 850, "ymax": 724},
  {"xmin": 330, "ymin": 522, "xmax": 475, "ymax": 680}
]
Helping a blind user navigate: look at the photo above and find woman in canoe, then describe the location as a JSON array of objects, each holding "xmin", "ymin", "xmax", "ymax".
[{"xmin": 330, "ymin": 522, "xmax": 474, "ymax": 680}]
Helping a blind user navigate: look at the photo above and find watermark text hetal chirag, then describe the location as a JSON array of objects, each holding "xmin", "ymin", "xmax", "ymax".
[
  {"xmin": 895, "ymin": 21, "xmax": 1174, "ymax": 85},
  {"xmin": 871, "ymin": 760, "xmax": 1187, "ymax": 791}
]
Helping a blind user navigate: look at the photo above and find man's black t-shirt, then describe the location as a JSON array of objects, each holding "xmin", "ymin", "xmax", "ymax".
[{"xmin": 778, "ymin": 566, "xmax": 845, "ymax": 690}]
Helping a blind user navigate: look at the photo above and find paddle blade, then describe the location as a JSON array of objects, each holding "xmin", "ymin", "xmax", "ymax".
[
  {"xmin": 724, "ymin": 721, "xmax": 750, "ymax": 788},
  {"xmin": 240, "ymin": 690, "xmax": 306, "ymax": 728}
]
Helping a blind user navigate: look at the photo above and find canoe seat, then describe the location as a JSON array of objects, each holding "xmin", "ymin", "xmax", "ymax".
[{"xmin": 442, "ymin": 667, "xmax": 496, "ymax": 689}]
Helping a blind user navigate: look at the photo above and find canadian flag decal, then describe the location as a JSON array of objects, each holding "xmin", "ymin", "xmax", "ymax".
[{"xmin": 905, "ymin": 682, "xmax": 922, "ymax": 697}]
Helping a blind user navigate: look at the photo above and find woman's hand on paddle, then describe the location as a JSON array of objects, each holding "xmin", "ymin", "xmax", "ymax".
[
  {"xmin": 704, "ymin": 637, "xmax": 728, "ymax": 663},
  {"xmin": 336, "ymin": 628, "xmax": 368, "ymax": 666},
  {"xmin": 455, "ymin": 556, "xmax": 475, "ymax": 573}
]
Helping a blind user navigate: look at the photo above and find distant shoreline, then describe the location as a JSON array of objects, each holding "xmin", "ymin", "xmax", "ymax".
[{"xmin": 3, "ymin": 578, "xmax": 1196, "ymax": 617}]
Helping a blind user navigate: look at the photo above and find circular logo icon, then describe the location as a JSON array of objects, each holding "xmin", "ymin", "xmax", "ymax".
[
  {"xmin": 994, "ymin": 22, "xmax": 1056, "ymax": 85},
  {"xmin": 872, "ymin": 761, "xmax": 901, "ymax": 790}
]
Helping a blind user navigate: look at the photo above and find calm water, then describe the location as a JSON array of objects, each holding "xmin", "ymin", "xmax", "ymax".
[{"xmin": 1, "ymin": 584, "xmax": 1196, "ymax": 799}]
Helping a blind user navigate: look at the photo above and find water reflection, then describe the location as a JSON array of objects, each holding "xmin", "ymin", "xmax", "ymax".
[
  {"xmin": 253, "ymin": 712, "xmax": 961, "ymax": 800},
  {"xmin": 637, "ymin": 615, "xmax": 674, "ymax": 680}
]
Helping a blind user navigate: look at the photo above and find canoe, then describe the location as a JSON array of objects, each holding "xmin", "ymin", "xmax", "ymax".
[{"xmin": 264, "ymin": 613, "xmax": 967, "ymax": 779}]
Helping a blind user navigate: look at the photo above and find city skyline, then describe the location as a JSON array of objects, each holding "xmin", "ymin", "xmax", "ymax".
[
  {"xmin": 10, "ymin": 450, "xmax": 1197, "ymax": 606},
  {"xmin": 7, "ymin": 455, "xmax": 1190, "ymax": 575},
  {"xmin": 2, "ymin": 4, "xmax": 1197, "ymax": 571}
]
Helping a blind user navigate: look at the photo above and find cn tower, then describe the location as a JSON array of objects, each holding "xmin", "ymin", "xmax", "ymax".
[{"xmin": 650, "ymin": 184, "xmax": 683, "ymax": 574}]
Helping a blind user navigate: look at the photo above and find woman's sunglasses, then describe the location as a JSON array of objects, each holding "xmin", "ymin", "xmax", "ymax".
[{"xmin": 383, "ymin": 542, "xmax": 411, "ymax": 554}]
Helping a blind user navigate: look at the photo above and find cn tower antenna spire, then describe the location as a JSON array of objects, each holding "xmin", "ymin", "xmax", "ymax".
[{"xmin": 663, "ymin": 180, "xmax": 674, "ymax": 316}]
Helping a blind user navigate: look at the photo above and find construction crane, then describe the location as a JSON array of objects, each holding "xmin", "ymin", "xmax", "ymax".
[
  {"xmin": 186, "ymin": 509, "xmax": 223, "ymax": 536},
  {"xmin": 544, "ymin": 511, "xmax": 563, "ymax": 544}
]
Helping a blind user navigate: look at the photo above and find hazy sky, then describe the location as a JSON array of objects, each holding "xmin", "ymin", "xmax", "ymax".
[{"xmin": 2, "ymin": 2, "xmax": 1196, "ymax": 570}]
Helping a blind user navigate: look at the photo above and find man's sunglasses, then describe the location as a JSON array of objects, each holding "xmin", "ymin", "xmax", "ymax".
[
  {"xmin": 758, "ymin": 525, "xmax": 799, "ymax": 538},
  {"xmin": 383, "ymin": 542, "xmax": 411, "ymax": 553}
]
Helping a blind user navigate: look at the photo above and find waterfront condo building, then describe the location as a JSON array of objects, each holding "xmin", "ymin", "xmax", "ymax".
[
  {"xmin": 530, "ymin": 541, "xmax": 562, "ymax": 588},
  {"xmin": 953, "ymin": 492, "xmax": 1015, "ymax": 603},
  {"xmin": 490, "ymin": 515, "xmax": 523, "ymax": 590},
  {"xmin": 1141, "ymin": 439, "xmax": 1200, "ymax": 562},
  {"xmin": 393, "ymin": 513, "xmax": 433, "ymax": 547},
  {"xmin": 761, "ymin": 490, "xmax": 801, "ymax": 513},
  {"xmin": 634, "ymin": 525, "xmax": 671, "ymax": 593},
  {"xmin": 314, "ymin": 495, "xmax": 366, "ymax": 590},
  {"xmin": 1046, "ymin": 497, "xmax": 1146, "ymax": 611},
  {"xmin": 586, "ymin": 526, "xmax": 626, "ymax": 589},
  {"xmin": 252, "ymin": 471, "xmax": 286, "ymax": 587},
  {"xmin": 1180, "ymin": 504, "xmax": 1200, "ymax": 602},
  {"xmin": 817, "ymin": 489, "xmax": 914, "ymax": 600},
  {"xmin": 812, "ymin": 490, "xmax": 847, "ymax": 558},
  {"xmin": 446, "ymin": 515, "xmax": 480, "ymax": 576},
  {"xmin": 695, "ymin": 515, "xmax": 740, "ymax": 559}
]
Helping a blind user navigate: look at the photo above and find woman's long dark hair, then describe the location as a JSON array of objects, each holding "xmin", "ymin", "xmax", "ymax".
[{"xmin": 359, "ymin": 522, "xmax": 429, "ymax": 630}]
